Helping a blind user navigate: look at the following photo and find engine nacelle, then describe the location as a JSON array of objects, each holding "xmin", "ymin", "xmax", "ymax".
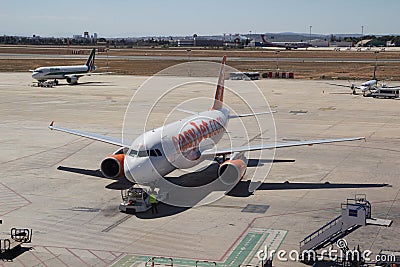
[
  {"xmin": 100, "ymin": 154, "xmax": 125, "ymax": 178},
  {"xmin": 218, "ymin": 159, "xmax": 247, "ymax": 186},
  {"xmin": 66, "ymin": 76, "xmax": 78, "ymax": 84}
]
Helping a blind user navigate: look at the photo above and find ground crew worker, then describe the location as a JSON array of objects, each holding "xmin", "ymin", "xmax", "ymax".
[{"xmin": 150, "ymin": 193, "xmax": 158, "ymax": 214}]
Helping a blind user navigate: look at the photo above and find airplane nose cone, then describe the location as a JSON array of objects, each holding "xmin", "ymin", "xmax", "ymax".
[
  {"xmin": 124, "ymin": 156, "xmax": 158, "ymax": 184},
  {"xmin": 32, "ymin": 72, "xmax": 40, "ymax": 79}
]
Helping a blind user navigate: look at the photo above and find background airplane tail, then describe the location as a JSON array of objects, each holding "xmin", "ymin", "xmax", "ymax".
[
  {"xmin": 260, "ymin": 34, "xmax": 270, "ymax": 44},
  {"xmin": 212, "ymin": 55, "xmax": 226, "ymax": 110},
  {"xmin": 86, "ymin": 48, "xmax": 96, "ymax": 72}
]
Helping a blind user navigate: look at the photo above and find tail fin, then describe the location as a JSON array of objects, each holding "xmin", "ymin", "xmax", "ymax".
[
  {"xmin": 261, "ymin": 34, "xmax": 268, "ymax": 43},
  {"xmin": 86, "ymin": 48, "xmax": 96, "ymax": 72},
  {"xmin": 212, "ymin": 55, "xmax": 226, "ymax": 110}
]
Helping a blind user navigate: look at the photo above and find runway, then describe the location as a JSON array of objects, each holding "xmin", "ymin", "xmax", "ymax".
[{"xmin": 1, "ymin": 52, "xmax": 400, "ymax": 63}]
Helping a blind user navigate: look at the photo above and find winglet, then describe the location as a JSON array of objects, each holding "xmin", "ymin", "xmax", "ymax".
[
  {"xmin": 211, "ymin": 55, "xmax": 226, "ymax": 110},
  {"xmin": 49, "ymin": 121, "xmax": 54, "ymax": 130}
]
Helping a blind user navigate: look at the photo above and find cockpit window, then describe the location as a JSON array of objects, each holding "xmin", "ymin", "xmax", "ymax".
[
  {"xmin": 129, "ymin": 149, "xmax": 162, "ymax": 157},
  {"xmin": 138, "ymin": 150, "xmax": 149, "ymax": 157}
]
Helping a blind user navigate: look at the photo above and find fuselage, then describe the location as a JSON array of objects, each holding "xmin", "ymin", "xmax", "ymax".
[
  {"xmin": 32, "ymin": 65, "xmax": 89, "ymax": 81},
  {"xmin": 264, "ymin": 41, "xmax": 312, "ymax": 49},
  {"xmin": 124, "ymin": 108, "xmax": 230, "ymax": 184},
  {"xmin": 360, "ymin": 79, "xmax": 377, "ymax": 92}
]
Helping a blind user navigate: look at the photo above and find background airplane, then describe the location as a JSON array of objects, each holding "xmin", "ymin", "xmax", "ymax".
[
  {"xmin": 260, "ymin": 34, "xmax": 312, "ymax": 50},
  {"xmin": 328, "ymin": 61, "xmax": 400, "ymax": 96},
  {"xmin": 49, "ymin": 56, "xmax": 364, "ymax": 196},
  {"xmin": 30, "ymin": 48, "xmax": 109, "ymax": 85}
]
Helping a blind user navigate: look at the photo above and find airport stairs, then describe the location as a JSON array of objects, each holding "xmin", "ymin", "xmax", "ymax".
[
  {"xmin": 300, "ymin": 194, "xmax": 391, "ymax": 255},
  {"xmin": 300, "ymin": 215, "xmax": 361, "ymax": 253}
]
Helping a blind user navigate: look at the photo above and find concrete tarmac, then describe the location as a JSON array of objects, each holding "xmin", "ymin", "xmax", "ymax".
[{"xmin": 0, "ymin": 73, "xmax": 399, "ymax": 266}]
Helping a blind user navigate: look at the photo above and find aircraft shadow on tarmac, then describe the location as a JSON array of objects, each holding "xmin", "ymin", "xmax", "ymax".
[
  {"xmin": 134, "ymin": 203, "xmax": 190, "ymax": 219},
  {"xmin": 57, "ymin": 161, "xmax": 390, "ymax": 218},
  {"xmin": 55, "ymin": 81, "xmax": 113, "ymax": 87},
  {"xmin": 329, "ymin": 92, "xmax": 358, "ymax": 95},
  {"xmin": 227, "ymin": 180, "xmax": 390, "ymax": 198},
  {"xmin": 57, "ymin": 166, "xmax": 134, "ymax": 190},
  {"xmin": 58, "ymin": 159, "xmax": 389, "ymax": 194}
]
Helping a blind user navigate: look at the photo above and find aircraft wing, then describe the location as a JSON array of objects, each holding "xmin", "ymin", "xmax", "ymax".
[
  {"xmin": 202, "ymin": 137, "xmax": 365, "ymax": 156},
  {"xmin": 48, "ymin": 122, "xmax": 128, "ymax": 147},
  {"xmin": 65, "ymin": 72, "xmax": 112, "ymax": 78},
  {"xmin": 326, "ymin": 83, "xmax": 351, "ymax": 88},
  {"xmin": 176, "ymin": 108, "xmax": 198, "ymax": 115},
  {"xmin": 177, "ymin": 109, "xmax": 276, "ymax": 118}
]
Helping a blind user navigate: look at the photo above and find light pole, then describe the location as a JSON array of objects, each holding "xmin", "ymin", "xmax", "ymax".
[
  {"xmin": 249, "ymin": 30, "xmax": 252, "ymax": 45},
  {"xmin": 374, "ymin": 51, "xmax": 379, "ymax": 80},
  {"xmin": 309, "ymin": 25, "xmax": 312, "ymax": 43},
  {"xmin": 275, "ymin": 51, "xmax": 280, "ymax": 70},
  {"xmin": 361, "ymin": 26, "xmax": 364, "ymax": 36}
]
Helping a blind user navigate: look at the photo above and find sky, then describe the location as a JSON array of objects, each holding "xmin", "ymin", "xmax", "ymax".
[{"xmin": 1, "ymin": 0, "xmax": 400, "ymax": 37}]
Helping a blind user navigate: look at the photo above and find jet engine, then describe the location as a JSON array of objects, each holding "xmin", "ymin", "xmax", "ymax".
[
  {"xmin": 218, "ymin": 159, "xmax": 247, "ymax": 186},
  {"xmin": 100, "ymin": 154, "xmax": 125, "ymax": 178},
  {"xmin": 66, "ymin": 76, "xmax": 78, "ymax": 84}
]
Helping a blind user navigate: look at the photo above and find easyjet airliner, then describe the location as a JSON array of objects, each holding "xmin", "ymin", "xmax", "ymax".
[{"xmin": 49, "ymin": 56, "xmax": 364, "ymax": 193}]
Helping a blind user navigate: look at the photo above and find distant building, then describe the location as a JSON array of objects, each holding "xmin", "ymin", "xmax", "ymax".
[
  {"xmin": 174, "ymin": 37, "xmax": 223, "ymax": 47},
  {"xmin": 310, "ymin": 39, "xmax": 329, "ymax": 47},
  {"xmin": 177, "ymin": 39, "xmax": 194, "ymax": 47},
  {"xmin": 84, "ymin": 31, "xmax": 89, "ymax": 39}
]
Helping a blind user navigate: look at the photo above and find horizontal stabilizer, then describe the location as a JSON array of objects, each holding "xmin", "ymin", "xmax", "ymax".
[{"xmin": 229, "ymin": 110, "xmax": 276, "ymax": 119}]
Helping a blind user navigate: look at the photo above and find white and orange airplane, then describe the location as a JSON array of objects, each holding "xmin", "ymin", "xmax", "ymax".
[{"xmin": 49, "ymin": 56, "xmax": 364, "ymax": 193}]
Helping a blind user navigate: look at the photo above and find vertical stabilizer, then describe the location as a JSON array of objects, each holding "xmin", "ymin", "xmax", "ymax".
[
  {"xmin": 212, "ymin": 56, "xmax": 226, "ymax": 110},
  {"xmin": 261, "ymin": 34, "xmax": 269, "ymax": 44},
  {"xmin": 86, "ymin": 48, "xmax": 96, "ymax": 72}
]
